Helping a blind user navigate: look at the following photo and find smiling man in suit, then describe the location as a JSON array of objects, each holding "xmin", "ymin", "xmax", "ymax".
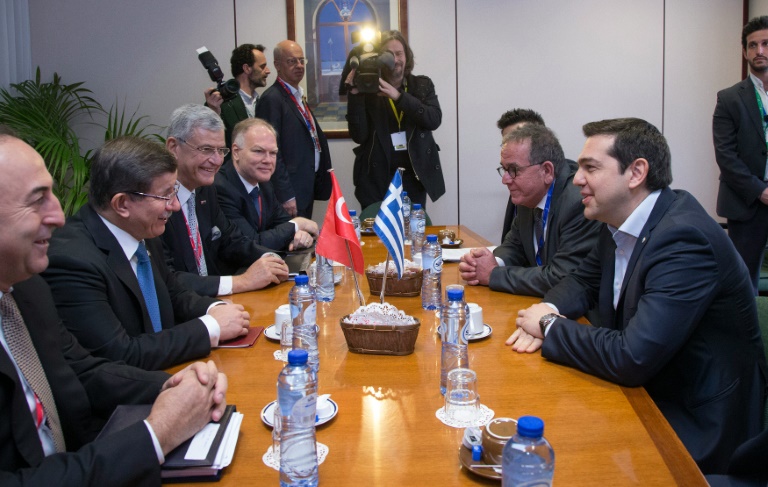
[
  {"xmin": 511, "ymin": 118, "xmax": 767, "ymax": 475},
  {"xmin": 0, "ymin": 134, "xmax": 230, "ymax": 485},
  {"xmin": 44, "ymin": 137, "xmax": 251, "ymax": 370},
  {"xmin": 713, "ymin": 16, "xmax": 768, "ymax": 294},
  {"xmin": 215, "ymin": 118, "xmax": 317, "ymax": 252},
  {"xmin": 255, "ymin": 39, "xmax": 332, "ymax": 218},
  {"xmin": 162, "ymin": 104, "xmax": 289, "ymax": 296}
]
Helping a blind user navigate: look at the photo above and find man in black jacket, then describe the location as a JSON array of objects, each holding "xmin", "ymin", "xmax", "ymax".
[{"xmin": 345, "ymin": 30, "xmax": 444, "ymax": 209}]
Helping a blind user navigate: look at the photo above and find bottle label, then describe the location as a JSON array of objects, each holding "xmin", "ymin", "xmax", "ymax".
[
  {"xmin": 291, "ymin": 301, "xmax": 317, "ymax": 325},
  {"xmin": 291, "ymin": 393, "xmax": 317, "ymax": 426},
  {"xmin": 431, "ymin": 255, "xmax": 443, "ymax": 273},
  {"xmin": 417, "ymin": 219, "xmax": 426, "ymax": 233}
]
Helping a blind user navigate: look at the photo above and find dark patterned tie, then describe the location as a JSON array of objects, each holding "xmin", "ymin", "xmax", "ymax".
[
  {"xmin": 1, "ymin": 292, "xmax": 66, "ymax": 452},
  {"xmin": 249, "ymin": 186, "xmax": 262, "ymax": 228},
  {"xmin": 134, "ymin": 242, "xmax": 163, "ymax": 333},
  {"xmin": 534, "ymin": 208, "xmax": 545, "ymax": 266},
  {"xmin": 186, "ymin": 195, "xmax": 208, "ymax": 276}
]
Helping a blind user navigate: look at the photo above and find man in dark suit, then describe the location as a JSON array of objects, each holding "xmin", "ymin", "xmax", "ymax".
[
  {"xmin": 713, "ymin": 16, "xmax": 768, "ymax": 294},
  {"xmin": 163, "ymin": 104, "xmax": 289, "ymax": 297},
  {"xmin": 459, "ymin": 124, "xmax": 600, "ymax": 298},
  {"xmin": 496, "ymin": 108, "xmax": 547, "ymax": 242},
  {"xmin": 44, "ymin": 137, "xmax": 251, "ymax": 370},
  {"xmin": 510, "ymin": 118, "xmax": 768, "ymax": 474},
  {"xmin": 0, "ymin": 134, "xmax": 228, "ymax": 485},
  {"xmin": 256, "ymin": 40, "xmax": 332, "ymax": 218},
  {"xmin": 215, "ymin": 118, "xmax": 318, "ymax": 251}
]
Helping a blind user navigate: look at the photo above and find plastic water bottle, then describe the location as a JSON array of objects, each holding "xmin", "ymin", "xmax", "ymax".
[
  {"xmin": 440, "ymin": 285, "xmax": 469, "ymax": 394},
  {"xmin": 411, "ymin": 203, "xmax": 426, "ymax": 260},
  {"xmin": 402, "ymin": 191, "xmax": 412, "ymax": 243},
  {"xmin": 502, "ymin": 416, "xmax": 555, "ymax": 487},
  {"xmin": 349, "ymin": 209, "xmax": 362, "ymax": 243},
  {"xmin": 421, "ymin": 234, "xmax": 443, "ymax": 310},
  {"xmin": 315, "ymin": 255, "xmax": 334, "ymax": 302},
  {"xmin": 290, "ymin": 275, "xmax": 319, "ymax": 374},
  {"xmin": 278, "ymin": 349, "xmax": 319, "ymax": 487}
]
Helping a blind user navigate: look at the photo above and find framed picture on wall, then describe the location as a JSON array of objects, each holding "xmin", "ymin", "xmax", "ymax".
[{"xmin": 286, "ymin": 0, "xmax": 408, "ymax": 138}]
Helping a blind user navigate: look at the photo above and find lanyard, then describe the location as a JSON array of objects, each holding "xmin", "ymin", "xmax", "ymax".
[
  {"xmin": 754, "ymin": 87, "xmax": 768, "ymax": 152},
  {"xmin": 183, "ymin": 204, "xmax": 204, "ymax": 272},
  {"xmin": 535, "ymin": 180, "xmax": 555, "ymax": 267},
  {"xmin": 277, "ymin": 78, "xmax": 321, "ymax": 152},
  {"xmin": 387, "ymin": 78, "xmax": 407, "ymax": 131}
]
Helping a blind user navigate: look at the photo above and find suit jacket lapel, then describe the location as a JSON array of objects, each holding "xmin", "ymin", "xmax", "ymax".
[
  {"xmin": 739, "ymin": 78, "xmax": 765, "ymax": 141},
  {"xmin": 598, "ymin": 228, "xmax": 618, "ymax": 328},
  {"xmin": 224, "ymin": 163, "xmax": 260, "ymax": 230},
  {"xmin": 196, "ymin": 188, "xmax": 214, "ymax": 243},
  {"xmin": 168, "ymin": 204, "xmax": 199, "ymax": 272}
]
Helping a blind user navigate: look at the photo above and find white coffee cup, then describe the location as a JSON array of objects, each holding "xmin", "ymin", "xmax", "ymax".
[
  {"xmin": 467, "ymin": 303, "xmax": 483, "ymax": 335},
  {"xmin": 274, "ymin": 304, "xmax": 291, "ymax": 327}
]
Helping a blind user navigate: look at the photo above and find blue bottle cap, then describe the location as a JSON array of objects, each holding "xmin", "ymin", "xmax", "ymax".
[
  {"xmin": 402, "ymin": 191, "xmax": 408, "ymax": 196},
  {"xmin": 446, "ymin": 287, "xmax": 464, "ymax": 301},
  {"xmin": 472, "ymin": 445, "xmax": 483, "ymax": 461},
  {"xmin": 413, "ymin": 203, "xmax": 422, "ymax": 210},
  {"xmin": 287, "ymin": 349, "xmax": 309, "ymax": 365},
  {"xmin": 349, "ymin": 209, "xmax": 357, "ymax": 216},
  {"xmin": 517, "ymin": 416, "xmax": 544, "ymax": 438},
  {"xmin": 426, "ymin": 234, "xmax": 437, "ymax": 242},
  {"xmin": 295, "ymin": 274, "xmax": 309, "ymax": 285}
]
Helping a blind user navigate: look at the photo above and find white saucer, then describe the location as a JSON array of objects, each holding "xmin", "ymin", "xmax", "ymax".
[
  {"xmin": 436, "ymin": 324, "xmax": 493, "ymax": 341},
  {"xmin": 264, "ymin": 324, "xmax": 280, "ymax": 341},
  {"xmin": 260, "ymin": 399, "xmax": 338, "ymax": 428}
]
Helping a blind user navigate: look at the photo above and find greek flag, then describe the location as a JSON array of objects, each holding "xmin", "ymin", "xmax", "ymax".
[{"xmin": 374, "ymin": 171, "xmax": 405, "ymax": 278}]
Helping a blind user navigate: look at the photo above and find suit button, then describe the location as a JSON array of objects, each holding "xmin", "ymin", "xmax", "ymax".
[
  {"xmin": 418, "ymin": 107, "xmax": 424, "ymax": 113},
  {"xmin": 420, "ymin": 133, "xmax": 425, "ymax": 138},
  {"xmin": 427, "ymin": 149, "xmax": 431, "ymax": 154}
]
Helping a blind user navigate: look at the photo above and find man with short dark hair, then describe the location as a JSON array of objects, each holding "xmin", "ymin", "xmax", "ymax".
[
  {"xmin": 345, "ymin": 30, "xmax": 444, "ymax": 210},
  {"xmin": 713, "ymin": 15, "xmax": 768, "ymax": 294},
  {"xmin": 496, "ymin": 109, "xmax": 547, "ymax": 242},
  {"xmin": 511, "ymin": 118, "xmax": 767, "ymax": 474},
  {"xmin": 205, "ymin": 43, "xmax": 271, "ymax": 150},
  {"xmin": 44, "ymin": 136, "xmax": 251, "ymax": 370},
  {"xmin": 0, "ymin": 135, "xmax": 229, "ymax": 484},
  {"xmin": 459, "ymin": 124, "xmax": 600, "ymax": 298},
  {"xmin": 256, "ymin": 40, "xmax": 332, "ymax": 218},
  {"xmin": 162, "ymin": 104, "xmax": 289, "ymax": 296},
  {"xmin": 215, "ymin": 118, "xmax": 318, "ymax": 251}
]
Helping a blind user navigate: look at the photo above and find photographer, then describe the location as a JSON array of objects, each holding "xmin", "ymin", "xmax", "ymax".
[
  {"xmin": 345, "ymin": 30, "xmax": 445, "ymax": 209},
  {"xmin": 204, "ymin": 44, "xmax": 271, "ymax": 149}
]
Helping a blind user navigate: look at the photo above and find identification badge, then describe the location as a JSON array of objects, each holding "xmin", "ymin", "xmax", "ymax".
[{"xmin": 391, "ymin": 131, "xmax": 407, "ymax": 151}]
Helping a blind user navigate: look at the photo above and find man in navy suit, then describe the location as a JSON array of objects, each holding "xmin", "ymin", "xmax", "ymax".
[
  {"xmin": 215, "ymin": 118, "xmax": 317, "ymax": 252},
  {"xmin": 510, "ymin": 118, "xmax": 767, "ymax": 474},
  {"xmin": 0, "ymin": 134, "xmax": 229, "ymax": 485},
  {"xmin": 162, "ymin": 104, "xmax": 289, "ymax": 297},
  {"xmin": 256, "ymin": 40, "xmax": 332, "ymax": 218},
  {"xmin": 714, "ymin": 16, "xmax": 768, "ymax": 293}
]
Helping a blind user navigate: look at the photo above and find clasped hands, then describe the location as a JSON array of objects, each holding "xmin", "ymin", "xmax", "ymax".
[{"xmin": 506, "ymin": 303, "xmax": 559, "ymax": 354}]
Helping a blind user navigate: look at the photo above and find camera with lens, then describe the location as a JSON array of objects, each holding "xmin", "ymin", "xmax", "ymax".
[
  {"xmin": 197, "ymin": 46, "xmax": 240, "ymax": 101},
  {"xmin": 349, "ymin": 50, "xmax": 395, "ymax": 94}
]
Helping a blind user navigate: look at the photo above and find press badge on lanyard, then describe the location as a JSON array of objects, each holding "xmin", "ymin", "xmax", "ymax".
[{"xmin": 391, "ymin": 131, "xmax": 407, "ymax": 151}]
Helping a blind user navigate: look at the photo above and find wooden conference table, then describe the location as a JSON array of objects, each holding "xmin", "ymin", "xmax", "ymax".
[{"xmin": 174, "ymin": 226, "xmax": 706, "ymax": 486}]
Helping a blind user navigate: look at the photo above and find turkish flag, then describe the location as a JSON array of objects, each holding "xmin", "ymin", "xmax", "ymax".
[{"xmin": 315, "ymin": 171, "xmax": 365, "ymax": 274}]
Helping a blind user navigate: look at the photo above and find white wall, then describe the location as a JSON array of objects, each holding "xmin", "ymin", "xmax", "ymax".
[{"xmin": 27, "ymin": 0, "xmax": 746, "ymax": 242}]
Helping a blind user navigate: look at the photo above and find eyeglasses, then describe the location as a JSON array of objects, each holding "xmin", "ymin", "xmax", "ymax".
[
  {"xmin": 178, "ymin": 138, "xmax": 230, "ymax": 157},
  {"xmin": 496, "ymin": 162, "xmax": 542, "ymax": 179},
  {"xmin": 282, "ymin": 57, "xmax": 307, "ymax": 67},
  {"xmin": 129, "ymin": 181, "xmax": 180, "ymax": 207}
]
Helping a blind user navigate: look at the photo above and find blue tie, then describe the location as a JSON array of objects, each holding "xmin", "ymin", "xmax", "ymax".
[
  {"xmin": 134, "ymin": 241, "xmax": 163, "ymax": 332},
  {"xmin": 249, "ymin": 186, "xmax": 262, "ymax": 227}
]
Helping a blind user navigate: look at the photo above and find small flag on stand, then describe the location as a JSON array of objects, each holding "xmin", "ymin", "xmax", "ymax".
[
  {"xmin": 316, "ymin": 171, "xmax": 365, "ymax": 275},
  {"xmin": 374, "ymin": 170, "xmax": 405, "ymax": 278}
]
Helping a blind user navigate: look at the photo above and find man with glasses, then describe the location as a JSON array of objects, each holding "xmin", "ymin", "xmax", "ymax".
[
  {"xmin": 44, "ymin": 136, "xmax": 252, "ymax": 370},
  {"xmin": 214, "ymin": 118, "xmax": 318, "ymax": 251},
  {"xmin": 256, "ymin": 40, "xmax": 332, "ymax": 218},
  {"xmin": 162, "ymin": 104, "xmax": 289, "ymax": 297},
  {"xmin": 459, "ymin": 124, "xmax": 600, "ymax": 301}
]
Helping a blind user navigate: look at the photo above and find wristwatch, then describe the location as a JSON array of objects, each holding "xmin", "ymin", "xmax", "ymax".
[{"xmin": 539, "ymin": 313, "xmax": 559, "ymax": 337}]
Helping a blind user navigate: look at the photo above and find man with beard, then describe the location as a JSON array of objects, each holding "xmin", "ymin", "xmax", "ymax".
[
  {"xmin": 345, "ymin": 30, "xmax": 445, "ymax": 210},
  {"xmin": 713, "ymin": 15, "xmax": 768, "ymax": 293},
  {"xmin": 206, "ymin": 43, "xmax": 271, "ymax": 150},
  {"xmin": 256, "ymin": 40, "xmax": 332, "ymax": 218}
]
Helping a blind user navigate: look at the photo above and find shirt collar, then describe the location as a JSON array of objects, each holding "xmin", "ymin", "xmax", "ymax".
[
  {"xmin": 239, "ymin": 88, "xmax": 258, "ymax": 105},
  {"xmin": 98, "ymin": 214, "xmax": 141, "ymax": 262},
  {"xmin": 279, "ymin": 77, "xmax": 303, "ymax": 100},
  {"xmin": 751, "ymin": 72, "xmax": 767, "ymax": 93},
  {"xmin": 177, "ymin": 183, "xmax": 195, "ymax": 207},
  {"xmin": 237, "ymin": 172, "xmax": 259, "ymax": 194},
  {"xmin": 534, "ymin": 182, "xmax": 554, "ymax": 210},
  {"xmin": 608, "ymin": 189, "xmax": 662, "ymax": 238}
]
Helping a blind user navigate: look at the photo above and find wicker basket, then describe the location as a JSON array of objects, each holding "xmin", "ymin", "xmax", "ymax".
[
  {"xmin": 339, "ymin": 316, "xmax": 420, "ymax": 355},
  {"xmin": 366, "ymin": 269, "xmax": 423, "ymax": 297}
]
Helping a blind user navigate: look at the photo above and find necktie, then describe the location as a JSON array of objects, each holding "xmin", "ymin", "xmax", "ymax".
[
  {"xmin": 134, "ymin": 242, "xmax": 163, "ymax": 333},
  {"xmin": 1, "ymin": 293, "xmax": 66, "ymax": 452},
  {"xmin": 534, "ymin": 208, "xmax": 545, "ymax": 266},
  {"xmin": 249, "ymin": 186, "xmax": 262, "ymax": 228},
  {"xmin": 186, "ymin": 195, "xmax": 208, "ymax": 276}
]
